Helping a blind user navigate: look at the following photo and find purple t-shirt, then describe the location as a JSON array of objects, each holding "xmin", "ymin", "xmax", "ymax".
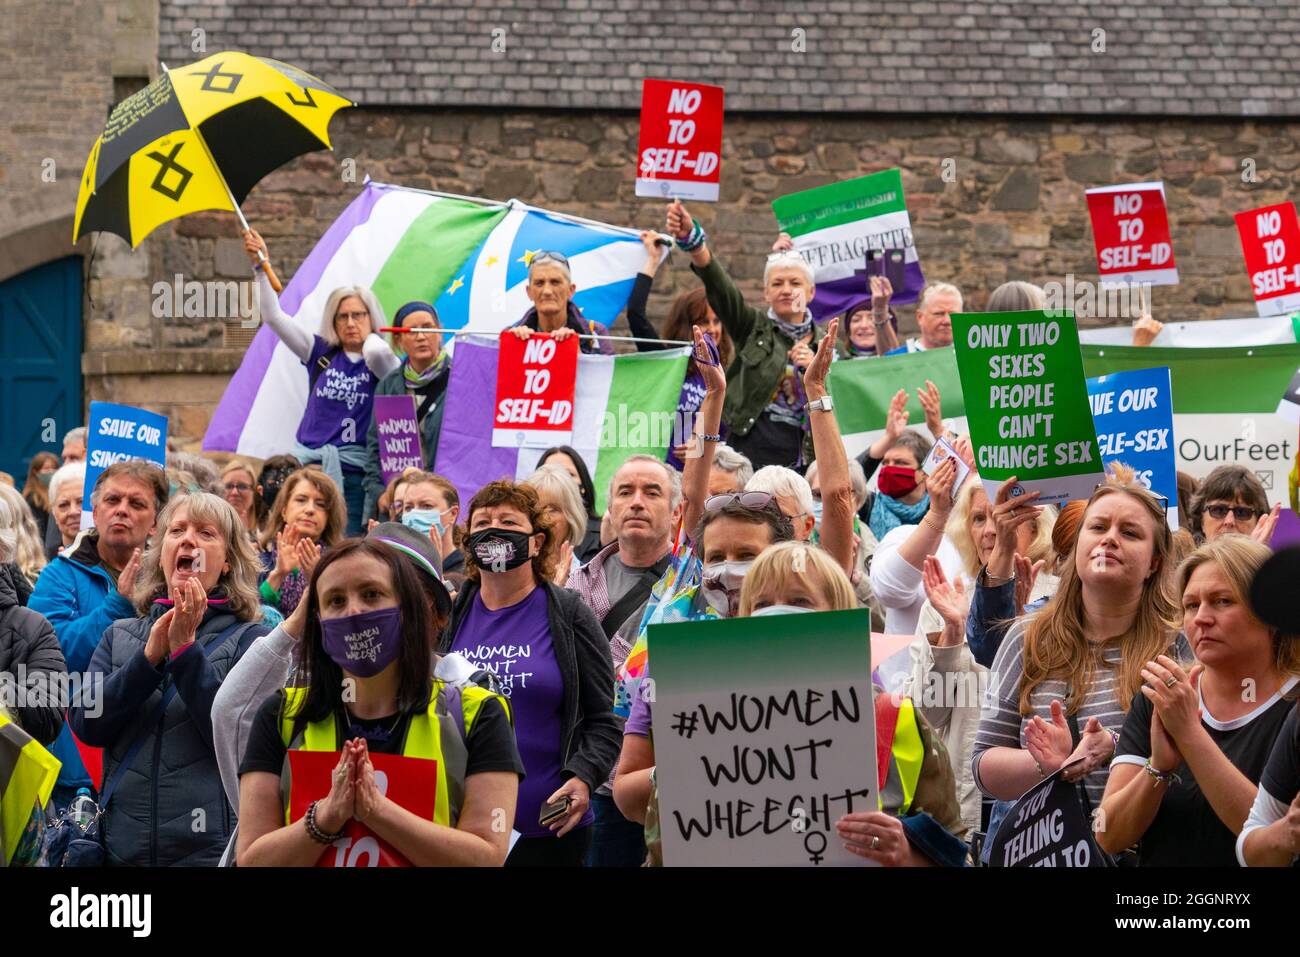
[
  {"xmin": 451, "ymin": 586, "xmax": 593, "ymax": 837},
  {"xmin": 625, "ymin": 680, "xmax": 653, "ymax": 738},
  {"xmin": 296, "ymin": 335, "xmax": 378, "ymax": 449}
]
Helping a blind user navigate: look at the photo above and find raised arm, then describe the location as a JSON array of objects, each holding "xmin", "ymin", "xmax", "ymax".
[
  {"xmin": 667, "ymin": 200, "xmax": 756, "ymax": 350},
  {"xmin": 245, "ymin": 230, "xmax": 313, "ymax": 362},
  {"xmin": 892, "ymin": 458, "xmax": 957, "ymax": 574},
  {"xmin": 803, "ymin": 319, "xmax": 854, "ymax": 575},
  {"xmin": 680, "ymin": 326, "xmax": 726, "ymax": 537},
  {"xmin": 870, "ymin": 276, "xmax": 901, "ymax": 355},
  {"xmin": 627, "ymin": 231, "xmax": 668, "ymax": 353}
]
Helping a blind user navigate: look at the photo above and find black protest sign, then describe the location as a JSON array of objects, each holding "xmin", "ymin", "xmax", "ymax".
[{"xmin": 988, "ymin": 766, "xmax": 1110, "ymax": 868}]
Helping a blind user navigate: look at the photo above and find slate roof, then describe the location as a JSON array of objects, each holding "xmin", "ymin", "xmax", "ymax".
[{"xmin": 159, "ymin": 0, "xmax": 1300, "ymax": 117}]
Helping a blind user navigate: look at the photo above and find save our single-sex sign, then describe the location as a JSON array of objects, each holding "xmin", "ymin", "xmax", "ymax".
[
  {"xmin": 1086, "ymin": 366, "xmax": 1178, "ymax": 527},
  {"xmin": 81, "ymin": 401, "xmax": 168, "ymax": 529},
  {"xmin": 650, "ymin": 608, "xmax": 878, "ymax": 867},
  {"xmin": 492, "ymin": 331, "xmax": 579, "ymax": 448},
  {"xmin": 635, "ymin": 78, "xmax": 724, "ymax": 202},
  {"xmin": 951, "ymin": 310, "xmax": 1105, "ymax": 507},
  {"xmin": 1084, "ymin": 181, "xmax": 1178, "ymax": 287},
  {"xmin": 373, "ymin": 394, "xmax": 424, "ymax": 484},
  {"xmin": 1234, "ymin": 201, "xmax": 1300, "ymax": 317}
]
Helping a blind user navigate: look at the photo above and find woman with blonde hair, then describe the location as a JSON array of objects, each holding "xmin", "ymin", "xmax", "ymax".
[
  {"xmin": 69, "ymin": 492, "xmax": 271, "ymax": 866},
  {"xmin": 526, "ymin": 464, "xmax": 588, "ymax": 584},
  {"xmin": 903, "ymin": 475, "xmax": 1057, "ymax": 835},
  {"xmin": 244, "ymin": 229, "xmax": 400, "ymax": 536},
  {"xmin": 220, "ymin": 458, "xmax": 263, "ymax": 538},
  {"xmin": 617, "ymin": 540, "xmax": 969, "ymax": 867},
  {"xmin": 972, "ymin": 477, "xmax": 1187, "ymax": 858},
  {"xmin": 1101, "ymin": 536, "xmax": 1300, "ymax": 865},
  {"xmin": 257, "ymin": 468, "xmax": 348, "ymax": 617},
  {"xmin": 0, "ymin": 484, "xmax": 47, "ymax": 588}
]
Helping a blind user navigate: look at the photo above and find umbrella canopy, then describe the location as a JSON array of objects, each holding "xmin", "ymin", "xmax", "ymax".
[{"xmin": 73, "ymin": 51, "xmax": 354, "ymax": 247}]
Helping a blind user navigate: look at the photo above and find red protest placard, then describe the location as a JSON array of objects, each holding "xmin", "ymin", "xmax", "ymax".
[
  {"xmin": 635, "ymin": 78, "xmax": 724, "ymax": 202},
  {"xmin": 493, "ymin": 331, "xmax": 579, "ymax": 448},
  {"xmin": 1085, "ymin": 182, "xmax": 1178, "ymax": 287},
  {"xmin": 1234, "ymin": 202, "xmax": 1300, "ymax": 317},
  {"xmin": 286, "ymin": 750, "xmax": 439, "ymax": 867}
]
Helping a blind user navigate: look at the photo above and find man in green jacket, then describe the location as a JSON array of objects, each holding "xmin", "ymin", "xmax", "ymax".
[{"xmin": 666, "ymin": 200, "xmax": 828, "ymax": 472}]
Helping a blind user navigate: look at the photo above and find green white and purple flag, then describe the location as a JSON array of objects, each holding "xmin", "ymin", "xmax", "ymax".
[
  {"xmin": 435, "ymin": 337, "xmax": 688, "ymax": 513},
  {"xmin": 203, "ymin": 181, "xmax": 660, "ymax": 458},
  {"xmin": 203, "ymin": 182, "xmax": 508, "ymax": 457},
  {"xmin": 772, "ymin": 168, "xmax": 925, "ymax": 320}
]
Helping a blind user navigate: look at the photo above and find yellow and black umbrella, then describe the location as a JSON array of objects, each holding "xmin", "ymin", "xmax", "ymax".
[{"xmin": 73, "ymin": 51, "xmax": 354, "ymax": 287}]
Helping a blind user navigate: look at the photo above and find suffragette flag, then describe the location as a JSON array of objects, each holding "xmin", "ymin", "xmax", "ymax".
[
  {"xmin": 772, "ymin": 168, "xmax": 925, "ymax": 320},
  {"xmin": 435, "ymin": 337, "xmax": 688, "ymax": 514},
  {"xmin": 204, "ymin": 182, "xmax": 508, "ymax": 457}
]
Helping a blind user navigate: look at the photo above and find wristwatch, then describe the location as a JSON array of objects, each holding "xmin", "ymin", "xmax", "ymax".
[{"xmin": 808, "ymin": 395, "xmax": 834, "ymax": 413}]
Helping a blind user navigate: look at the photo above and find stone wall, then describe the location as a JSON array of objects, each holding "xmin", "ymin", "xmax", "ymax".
[{"xmin": 41, "ymin": 105, "xmax": 1300, "ymax": 450}]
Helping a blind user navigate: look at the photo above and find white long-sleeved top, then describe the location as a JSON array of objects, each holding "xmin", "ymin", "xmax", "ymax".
[
  {"xmin": 256, "ymin": 270, "xmax": 400, "ymax": 381},
  {"xmin": 867, "ymin": 523, "xmax": 964, "ymax": 635},
  {"xmin": 212, "ymin": 624, "xmax": 297, "ymax": 814}
]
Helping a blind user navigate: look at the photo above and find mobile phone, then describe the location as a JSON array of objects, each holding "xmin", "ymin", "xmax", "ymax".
[
  {"xmin": 538, "ymin": 797, "xmax": 571, "ymax": 828},
  {"xmin": 883, "ymin": 249, "xmax": 906, "ymax": 290},
  {"xmin": 865, "ymin": 248, "xmax": 886, "ymax": 282}
]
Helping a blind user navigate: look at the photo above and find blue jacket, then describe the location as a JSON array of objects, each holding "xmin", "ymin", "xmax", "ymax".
[
  {"xmin": 28, "ymin": 533, "xmax": 137, "ymax": 791},
  {"xmin": 69, "ymin": 603, "xmax": 265, "ymax": 866}
]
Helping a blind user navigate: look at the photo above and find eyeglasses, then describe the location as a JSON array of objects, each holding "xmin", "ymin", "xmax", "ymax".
[
  {"xmin": 336, "ymin": 309, "xmax": 370, "ymax": 323},
  {"xmin": 704, "ymin": 491, "xmax": 774, "ymax": 513},
  {"xmin": 1205, "ymin": 503, "xmax": 1259, "ymax": 522},
  {"xmin": 223, "ymin": 482, "xmax": 253, "ymax": 494},
  {"xmin": 399, "ymin": 328, "xmax": 440, "ymax": 336}
]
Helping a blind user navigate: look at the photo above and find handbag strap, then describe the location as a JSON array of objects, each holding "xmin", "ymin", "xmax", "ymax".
[
  {"xmin": 600, "ymin": 554, "xmax": 672, "ymax": 639},
  {"xmin": 97, "ymin": 620, "xmax": 251, "ymax": 811}
]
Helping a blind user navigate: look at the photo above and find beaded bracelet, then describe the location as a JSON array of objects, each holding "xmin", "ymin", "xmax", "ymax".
[
  {"xmin": 1140, "ymin": 760, "xmax": 1181, "ymax": 789},
  {"xmin": 304, "ymin": 800, "xmax": 345, "ymax": 845},
  {"xmin": 695, "ymin": 431, "xmax": 722, "ymax": 443}
]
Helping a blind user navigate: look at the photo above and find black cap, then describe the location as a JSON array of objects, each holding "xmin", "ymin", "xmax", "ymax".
[{"xmin": 366, "ymin": 522, "xmax": 452, "ymax": 616}]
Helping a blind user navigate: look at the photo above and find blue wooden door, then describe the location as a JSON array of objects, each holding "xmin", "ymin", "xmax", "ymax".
[{"xmin": 0, "ymin": 256, "xmax": 83, "ymax": 479}]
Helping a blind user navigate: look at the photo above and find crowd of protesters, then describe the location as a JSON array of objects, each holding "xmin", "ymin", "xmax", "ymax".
[{"xmin": 0, "ymin": 197, "xmax": 1297, "ymax": 870}]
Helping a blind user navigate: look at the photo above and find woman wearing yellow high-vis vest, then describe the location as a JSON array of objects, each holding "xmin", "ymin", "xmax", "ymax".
[{"xmin": 236, "ymin": 537, "xmax": 524, "ymax": 866}]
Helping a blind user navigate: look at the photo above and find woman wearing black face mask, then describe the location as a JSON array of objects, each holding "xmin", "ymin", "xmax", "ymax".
[{"xmin": 440, "ymin": 479, "xmax": 620, "ymax": 867}]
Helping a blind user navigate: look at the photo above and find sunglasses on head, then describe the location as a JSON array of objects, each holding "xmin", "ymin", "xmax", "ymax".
[
  {"xmin": 1205, "ymin": 503, "xmax": 1259, "ymax": 522},
  {"xmin": 531, "ymin": 251, "xmax": 570, "ymax": 269},
  {"xmin": 704, "ymin": 491, "xmax": 774, "ymax": 513}
]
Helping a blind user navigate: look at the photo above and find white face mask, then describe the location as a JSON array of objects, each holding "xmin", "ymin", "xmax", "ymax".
[
  {"xmin": 700, "ymin": 559, "xmax": 753, "ymax": 618},
  {"xmin": 750, "ymin": 604, "xmax": 814, "ymax": 617}
]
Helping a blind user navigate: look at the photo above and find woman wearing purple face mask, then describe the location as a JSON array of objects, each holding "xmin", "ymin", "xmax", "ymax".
[
  {"xmin": 441, "ymin": 479, "xmax": 621, "ymax": 867},
  {"xmin": 236, "ymin": 537, "xmax": 523, "ymax": 867}
]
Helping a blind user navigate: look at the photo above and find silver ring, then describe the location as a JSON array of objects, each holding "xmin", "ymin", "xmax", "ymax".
[{"xmin": 870, "ymin": 835, "xmax": 880, "ymax": 851}]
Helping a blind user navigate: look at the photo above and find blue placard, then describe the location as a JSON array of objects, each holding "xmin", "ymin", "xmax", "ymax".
[
  {"xmin": 81, "ymin": 402, "xmax": 169, "ymax": 528},
  {"xmin": 1086, "ymin": 366, "xmax": 1177, "ymax": 526}
]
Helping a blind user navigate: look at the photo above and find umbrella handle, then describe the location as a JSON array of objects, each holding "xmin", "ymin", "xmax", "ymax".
[{"xmin": 258, "ymin": 257, "xmax": 283, "ymax": 294}]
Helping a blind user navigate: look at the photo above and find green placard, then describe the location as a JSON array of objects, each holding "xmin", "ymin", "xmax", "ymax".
[{"xmin": 951, "ymin": 309, "xmax": 1105, "ymax": 506}]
